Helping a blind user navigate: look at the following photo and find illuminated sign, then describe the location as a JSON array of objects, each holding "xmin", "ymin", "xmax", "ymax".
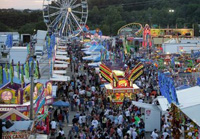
[
  {"xmin": 46, "ymin": 82, "xmax": 52, "ymax": 96},
  {"xmin": 0, "ymin": 107, "xmax": 13, "ymax": 112},
  {"xmin": 1, "ymin": 91, "xmax": 13, "ymax": 101},
  {"xmin": 117, "ymin": 80, "xmax": 129, "ymax": 87}
]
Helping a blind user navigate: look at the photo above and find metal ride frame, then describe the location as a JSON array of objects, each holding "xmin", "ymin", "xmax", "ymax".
[{"xmin": 43, "ymin": 0, "xmax": 88, "ymax": 38}]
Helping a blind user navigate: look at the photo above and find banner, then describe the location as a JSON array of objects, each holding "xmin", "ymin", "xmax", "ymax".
[
  {"xmin": 5, "ymin": 63, "xmax": 8, "ymax": 80},
  {"xmin": 0, "ymin": 66, "xmax": 2, "ymax": 84},
  {"xmin": 158, "ymin": 72, "xmax": 179, "ymax": 104},
  {"xmin": 27, "ymin": 43, "xmax": 30, "ymax": 54},
  {"xmin": 17, "ymin": 62, "xmax": 20, "ymax": 79},
  {"xmin": 36, "ymin": 97, "xmax": 46, "ymax": 114},
  {"xmin": 34, "ymin": 89, "xmax": 45, "ymax": 112},
  {"xmin": 10, "ymin": 62, "xmax": 14, "ymax": 85},
  {"xmin": 25, "ymin": 62, "xmax": 29, "ymax": 79},
  {"xmin": 34, "ymin": 61, "xmax": 39, "ymax": 79},
  {"xmin": 21, "ymin": 65, "xmax": 24, "ymax": 85},
  {"xmin": 197, "ymin": 77, "xmax": 200, "ymax": 86},
  {"xmin": 5, "ymin": 34, "xmax": 13, "ymax": 48}
]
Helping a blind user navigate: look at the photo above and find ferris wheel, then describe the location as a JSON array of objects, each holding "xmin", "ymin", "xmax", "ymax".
[{"xmin": 43, "ymin": 0, "xmax": 88, "ymax": 38}]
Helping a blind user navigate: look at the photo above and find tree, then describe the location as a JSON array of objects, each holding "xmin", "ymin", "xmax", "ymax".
[{"xmin": 0, "ymin": 22, "xmax": 10, "ymax": 31}]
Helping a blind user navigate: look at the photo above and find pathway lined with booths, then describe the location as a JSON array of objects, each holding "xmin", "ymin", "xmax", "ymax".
[{"xmin": 48, "ymin": 40, "xmax": 185, "ymax": 139}]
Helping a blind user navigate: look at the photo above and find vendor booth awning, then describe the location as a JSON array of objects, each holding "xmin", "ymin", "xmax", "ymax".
[
  {"xmin": 53, "ymin": 70, "xmax": 66, "ymax": 74},
  {"xmin": 176, "ymin": 86, "xmax": 200, "ymax": 108},
  {"xmin": 55, "ymin": 60, "xmax": 69, "ymax": 64},
  {"xmin": 56, "ymin": 51, "xmax": 67, "ymax": 55},
  {"xmin": 52, "ymin": 100, "xmax": 70, "ymax": 107},
  {"xmin": 54, "ymin": 64, "xmax": 68, "ymax": 68},
  {"xmin": 153, "ymin": 96, "xmax": 170, "ymax": 112},
  {"xmin": 176, "ymin": 86, "xmax": 200, "ymax": 127},
  {"xmin": 55, "ymin": 56, "xmax": 70, "ymax": 60}
]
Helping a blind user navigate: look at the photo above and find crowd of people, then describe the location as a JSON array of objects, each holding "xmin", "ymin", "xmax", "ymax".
[{"xmin": 49, "ymin": 40, "xmax": 173, "ymax": 139}]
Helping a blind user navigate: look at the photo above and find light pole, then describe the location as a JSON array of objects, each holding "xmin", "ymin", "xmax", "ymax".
[
  {"xmin": 168, "ymin": 9, "xmax": 175, "ymax": 28},
  {"xmin": 30, "ymin": 42, "xmax": 36, "ymax": 120}
]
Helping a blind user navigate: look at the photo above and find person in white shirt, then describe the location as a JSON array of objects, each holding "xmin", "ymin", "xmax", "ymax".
[
  {"xmin": 91, "ymin": 86, "xmax": 96, "ymax": 92},
  {"xmin": 91, "ymin": 119, "xmax": 98, "ymax": 128},
  {"xmin": 59, "ymin": 127, "xmax": 64, "ymax": 135},
  {"xmin": 118, "ymin": 113, "xmax": 123, "ymax": 125},
  {"xmin": 76, "ymin": 98, "xmax": 80, "ymax": 106},
  {"xmin": 151, "ymin": 129, "xmax": 159, "ymax": 139},
  {"xmin": 138, "ymin": 98, "xmax": 143, "ymax": 103},
  {"xmin": 81, "ymin": 113, "xmax": 86, "ymax": 126},
  {"xmin": 163, "ymin": 123, "xmax": 169, "ymax": 132},
  {"xmin": 125, "ymin": 109, "xmax": 130, "ymax": 122},
  {"xmin": 50, "ymin": 119, "xmax": 57, "ymax": 130},
  {"xmin": 117, "ymin": 126, "xmax": 123, "ymax": 138},
  {"xmin": 78, "ymin": 114, "xmax": 83, "ymax": 125},
  {"xmin": 162, "ymin": 129, "xmax": 169, "ymax": 139},
  {"xmin": 132, "ymin": 129, "xmax": 138, "ymax": 139}
]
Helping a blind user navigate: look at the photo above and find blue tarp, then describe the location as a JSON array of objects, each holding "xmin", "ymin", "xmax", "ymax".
[
  {"xmin": 52, "ymin": 100, "xmax": 70, "ymax": 107},
  {"xmin": 158, "ymin": 72, "xmax": 179, "ymax": 104}
]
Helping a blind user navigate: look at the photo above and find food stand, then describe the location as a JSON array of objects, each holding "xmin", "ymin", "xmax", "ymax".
[{"xmin": 99, "ymin": 62, "xmax": 143, "ymax": 104}]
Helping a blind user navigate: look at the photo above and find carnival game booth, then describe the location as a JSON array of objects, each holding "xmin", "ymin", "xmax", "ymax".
[
  {"xmin": 99, "ymin": 62, "xmax": 144, "ymax": 104},
  {"xmin": 0, "ymin": 108, "xmax": 29, "ymax": 121},
  {"xmin": 0, "ymin": 81, "xmax": 54, "ymax": 117},
  {"xmin": 0, "ymin": 82, "xmax": 43, "ymax": 116},
  {"xmin": 2, "ymin": 120, "xmax": 34, "ymax": 139}
]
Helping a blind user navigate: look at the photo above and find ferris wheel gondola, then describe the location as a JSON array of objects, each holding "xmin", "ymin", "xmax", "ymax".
[{"xmin": 43, "ymin": 0, "xmax": 88, "ymax": 38}]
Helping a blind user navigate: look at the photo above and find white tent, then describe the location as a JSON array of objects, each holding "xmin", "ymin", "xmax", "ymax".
[
  {"xmin": 53, "ymin": 70, "xmax": 66, "ymax": 74},
  {"xmin": 56, "ymin": 51, "xmax": 67, "ymax": 55},
  {"xmin": 54, "ymin": 64, "xmax": 68, "ymax": 68},
  {"xmin": 176, "ymin": 86, "xmax": 200, "ymax": 127},
  {"xmin": 55, "ymin": 60, "xmax": 69, "ymax": 64},
  {"xmin": 55, "ymin": 56, "xmax": 70, "ymax": 60},
  {"xmin": 177, "ymin": 86, "xmax": 200, "ymax": 108}
]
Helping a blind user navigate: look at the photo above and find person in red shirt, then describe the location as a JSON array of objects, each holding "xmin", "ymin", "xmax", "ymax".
[{"xmin": 58, "ymin": 113, "xmax": 63, "ymax": 127}]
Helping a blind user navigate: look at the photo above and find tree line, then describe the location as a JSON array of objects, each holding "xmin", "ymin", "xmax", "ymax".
[{"xmin": 0, "ymin": 0, "xmax": 200, "ymax": 35}]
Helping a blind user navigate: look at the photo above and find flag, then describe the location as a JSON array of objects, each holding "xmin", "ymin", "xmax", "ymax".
[
  {"xmin": 5, "ymin": 63, "xmax": 8, "ymax": 80},
  {"xmin": 34, "ymin": 90, "xmax": 45, "ymax": 111},
  {"xmin": 34, "ymin": 61, "xmax": 39, "ymax": 79},
  {"xmin": 17, "ymin": 62, "xmax": 20, "ymax": 79},
  {"xmin": 5, "ymin": 34, "xmax": 13, "ymax": 48},
  {"xmin": 49, "ymin": 60, "xmax": 52, "ymax": 76},
  {"xmin": 171, "ymin": 56, "xmax": 175, "ymax": 68},
  {"xmin": 36, "ymin": 97, "xmax": 46, "ymax": 114},
  {"xmin": 0, "ymin": 66, "xmax": 2, "ymax": 84},
  {"xmin": 27, "ymin": 43, "xmax": 30, "ymax": 54},
  {"xmin": 10, "ymin": 62, "xmax": 14, "ymax": 85},
  {"xmin": 21, "ymin": 65, "xmax": 24, "ymax": 85},
  {"xmin": 197, "ymin": 77, "xmax": 200, "ymax": 86},
  {"xmin": 25, "ymin": 62, "xmax": 29, "ymax": 79}
]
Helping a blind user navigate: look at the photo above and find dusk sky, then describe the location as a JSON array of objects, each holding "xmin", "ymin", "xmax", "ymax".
[{"xmin": 0, "ymin": 0, "xmax": 43, "ymax": 9}]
